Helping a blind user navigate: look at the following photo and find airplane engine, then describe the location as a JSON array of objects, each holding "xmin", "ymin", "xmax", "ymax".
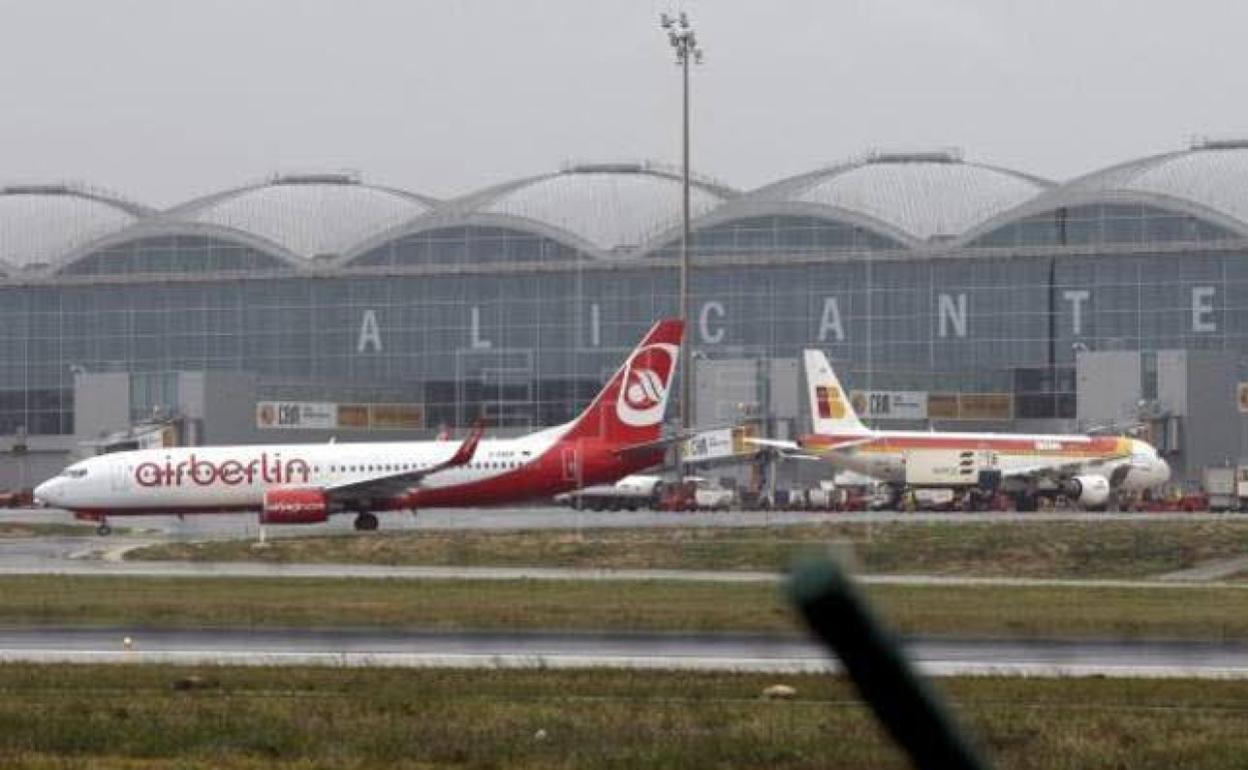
[
  {"xmin": 261, "ymin": 488, "xmax": 330, "ymax": 524},
  {"xmin": 1063, "ymin": 475, "xmax": 1111, "ymax": 509}
]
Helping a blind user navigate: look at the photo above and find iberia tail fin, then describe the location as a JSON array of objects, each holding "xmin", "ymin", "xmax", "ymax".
[
  {"xmin": 562, "ymin": 319, "xmax": 685, "ymax": 446},
  {"xmin": 804, "ymin": 349, "xmax": 870, "ymax": 436}
]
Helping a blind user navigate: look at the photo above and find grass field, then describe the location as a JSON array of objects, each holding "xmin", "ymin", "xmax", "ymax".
[
  {"xmin": 0, "ymin": 664, "xmax": 1246, "ymax": 769},
  {"xmin": 2, "ymin": 575, "xmax": 1247, "ymax": 639},
  {"xmin": 128, "ymin": 518, "xmax": 1248, "ymax": 579}
]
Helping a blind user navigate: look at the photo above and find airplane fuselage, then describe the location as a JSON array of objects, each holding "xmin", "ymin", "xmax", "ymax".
[
  {"xmin": 35, "ymin": 431, "xmax": 659, "ymax": 516},
  {"xmin": 803, "ymin": 430, "xmax": 1170, "ymax": 492}
]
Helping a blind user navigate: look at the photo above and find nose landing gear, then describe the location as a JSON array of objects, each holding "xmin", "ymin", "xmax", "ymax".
[{"xmin": 353, "ymin": 512, "xmax": 379, "ymax": 531}]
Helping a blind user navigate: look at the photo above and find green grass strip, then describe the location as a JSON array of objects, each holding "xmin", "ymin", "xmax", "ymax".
[
  {"xmin": 1, "ymin": 576, "xmax": 1247, "ymax": 639},
  {"xmin": 1, "ymin": 665, "xmax": 1248, "ymax": 769}
]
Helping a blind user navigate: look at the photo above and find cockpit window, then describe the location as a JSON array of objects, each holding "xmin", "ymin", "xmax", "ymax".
[{"xmin": 60, "ymin": 468, "xmax": 88, "ymax": 479}]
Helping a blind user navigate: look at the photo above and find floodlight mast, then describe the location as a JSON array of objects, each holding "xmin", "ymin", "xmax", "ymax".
[{"xmin": 660, "ymin": 12, "xmax": 703, "ymax": 464}]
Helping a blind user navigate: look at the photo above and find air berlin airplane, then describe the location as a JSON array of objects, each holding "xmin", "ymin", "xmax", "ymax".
[
  {"xmin": 35, "ymin": 319, "xmax": 685, "ymax": 534},
  {"xmin": 756, "ymin": 349, "xmax": 1170, "ymax": 510}
]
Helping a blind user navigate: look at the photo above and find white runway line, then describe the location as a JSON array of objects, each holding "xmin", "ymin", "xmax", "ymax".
[{"xmin": 2, "ymin": 649, "xmax": 1247, "ymax": 679}]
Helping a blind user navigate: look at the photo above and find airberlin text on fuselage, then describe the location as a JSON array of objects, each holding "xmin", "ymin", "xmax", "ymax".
[{"xmin": 135, "ymin": 453, "xmax": 311, "ymax": 488}]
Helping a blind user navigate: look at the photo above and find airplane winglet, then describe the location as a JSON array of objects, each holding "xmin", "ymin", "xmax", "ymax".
[{"xmin": 448, "ymin": 419, "xmax": 486, "ymax": 467}]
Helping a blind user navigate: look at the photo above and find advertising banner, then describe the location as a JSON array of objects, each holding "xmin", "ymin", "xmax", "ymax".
[
  {"xmin": 257, "ymin": 401, "xmax": 426, "ymax": 430},
  {"xmin": 256, "ymin": 402, "xmax": 338, "ymax": 430},
  {"xmin": 683, "ymin": 425, "xmax": 761, "ymax": 464},
  {"xmin": 850, "ymin": 390, "xmax": 928, "ymax": 420}
]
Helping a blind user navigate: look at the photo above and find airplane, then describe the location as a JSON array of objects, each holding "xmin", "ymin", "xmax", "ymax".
[
  {"xmin": 755, "ymin": 349, "xmax": 1171, "ymax": 511},
  {"xmin": 34, "ymin": 319, "xmax": 685, "ymax": 534}
]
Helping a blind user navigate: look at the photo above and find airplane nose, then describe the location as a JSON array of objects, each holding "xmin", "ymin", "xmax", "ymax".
[{"xmin": 32, "ymin": 480, "xmax": 57, "ymax": 507}]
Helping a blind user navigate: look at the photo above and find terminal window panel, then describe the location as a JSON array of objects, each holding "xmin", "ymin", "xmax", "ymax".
[{"xmin": 12, "ymin": 237, "xmax": 1248, "ymax": 434}]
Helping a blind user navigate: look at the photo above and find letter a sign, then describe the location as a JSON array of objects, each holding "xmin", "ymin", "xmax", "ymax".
[{"xmin": 358, "ymin": 309, "xmax": 382, "ymax": 353}]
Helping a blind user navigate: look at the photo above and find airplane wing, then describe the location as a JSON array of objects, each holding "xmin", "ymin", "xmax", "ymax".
[
  {"xmin": 612, "ymin": 435, "xmax": 689, "ymax": 460},
  {"xmin": 746, "ymin": 436, "xmax": 875, "ymax": 460},
  {"xmin": 611, "ymin": 426, "xmax": 739, "ymax": 459},
  {"xmin": 1002, "ymin": 452, "xmax": 1131, "ymax": 485},
  {"xmin": 323, "ymin": 421, "xmax": 485, "ymax": 502},
  {"xmin": 743, "ymin": 437, "xmax": 824, "ymax": 461}
]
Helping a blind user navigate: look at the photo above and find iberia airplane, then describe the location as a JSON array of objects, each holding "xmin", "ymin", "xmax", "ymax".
[
  {"xmin": 759, "ymin": 350, "xmax": 1170, "ymax": 510},
  {"xmin": 34, "ymin": 319, "xmax": 685, "ymax": 534}
]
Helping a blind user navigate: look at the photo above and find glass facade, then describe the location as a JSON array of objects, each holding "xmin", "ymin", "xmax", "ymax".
[
  {"xmin": 60, "ymin": 235, "xmax": 292, "ymax": 276},
  {"xmin": 5, "ymin": 210, "xmax": 1248, "ymax": 437},
  {"xmin": 969, "ymin": 204, "xmax": 1238, "ymax": 248},
  {"xmin": 649, "ymin": 215, "xmax": 904, "ymax": 259},
  {"xmin": 350, "ymin": 226, "xmax": 586, "ymax": 268}
]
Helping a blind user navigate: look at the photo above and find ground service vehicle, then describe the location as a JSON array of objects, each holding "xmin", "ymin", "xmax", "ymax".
[
  {"xmin": 558, "ymin": 475, "xmax": 663, "ymax": 511},
  {"xmin": 1202, "ymin": 466, "xmax": 1248, "ymax": 511}
]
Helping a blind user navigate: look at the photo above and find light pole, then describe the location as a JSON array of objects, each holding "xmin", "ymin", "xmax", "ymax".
[{"xmin": 660, "ymin": 11, "xmax": 703, "ymax": 441}]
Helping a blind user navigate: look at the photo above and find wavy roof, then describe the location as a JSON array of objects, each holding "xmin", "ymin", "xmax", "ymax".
[
  {"xmin": 0, "ymin": 185, "xmax": 145, "ymax": 271},
  {"xmin": 743, "ymin": 151, "xmax": 1052, "ymax": 243},
  {"xmin": 167, "ymin": 173, "xmax": 438, "ymax": 259},
  {"xmin": 449, "ymin": 163, "xmax": 735, "ymax": 254},
  {"xmin": 11, "ymin": 144, "xmax": 1248, "ymax": 276}
]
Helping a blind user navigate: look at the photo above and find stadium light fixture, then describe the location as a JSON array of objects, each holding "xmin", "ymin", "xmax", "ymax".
[{"xmin": 659, "ymin": 11, "xmax": 703, "ymax": 442}]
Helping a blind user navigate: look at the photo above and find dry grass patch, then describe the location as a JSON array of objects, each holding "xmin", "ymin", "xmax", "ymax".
[
  {"xmin": 130, "ymin": 519, "xmax": 1248, "ymax": 579},
  {"xmin": 0, "ymin": 522, "xmax": 101, "ymax": 538}
]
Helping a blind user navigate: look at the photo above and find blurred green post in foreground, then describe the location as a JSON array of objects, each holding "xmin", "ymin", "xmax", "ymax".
[{"xmin": 788, "ymin": 552, "xmax": 990, "ymax": 770}]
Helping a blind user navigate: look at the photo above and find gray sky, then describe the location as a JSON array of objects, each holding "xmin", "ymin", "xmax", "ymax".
[{"xmin": 2, "ymin": 0, "xmax": 1247, "ymax": 207}]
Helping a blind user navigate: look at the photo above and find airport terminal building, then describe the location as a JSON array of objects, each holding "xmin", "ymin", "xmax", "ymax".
[{"xmin": 6, "ymin": 142, "xmax": 1248, "ymax": 486}]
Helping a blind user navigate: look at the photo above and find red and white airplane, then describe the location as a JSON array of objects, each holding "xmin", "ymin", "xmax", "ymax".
[
  {"xmin": 34, "ymin": 319, "xmax": 685, "ymax": 534},
  {"xmin": 759, "ymin": 350, "xmax": 1170, "ymax": 510}
]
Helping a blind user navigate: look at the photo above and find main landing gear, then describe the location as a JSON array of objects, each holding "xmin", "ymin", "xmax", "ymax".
[
  {"xmin": 76, "ymin": 513, "xmax": 111, "ymax": 536},
  {"xmin": 353, "ymin": 512, "xmax": 379, "ymax": 532}
]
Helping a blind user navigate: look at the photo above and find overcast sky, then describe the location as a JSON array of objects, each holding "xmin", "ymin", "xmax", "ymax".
[{"xmin": 2, "ymin": 0, "xmax": 1247, "ymax": 207}]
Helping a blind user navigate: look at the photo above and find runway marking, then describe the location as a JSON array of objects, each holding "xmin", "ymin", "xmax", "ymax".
[
  {"xmin": 2, "ymin": 649, "xmax": 1246, "ymax": 679},
  {"xmin": 4, "ymin": 561, "xmax": 1248, "ymax": 589}
]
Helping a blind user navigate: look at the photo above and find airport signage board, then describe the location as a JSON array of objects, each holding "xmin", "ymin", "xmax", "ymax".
[
  {"xmin": 256, "ymin": 402, "xmax": 338, "ymax": 430},
  {"xmin": 850, "ymin": 390, "xmax": 928, "ymax": 420},
  {"xmin": 927, "ymin": 393, "xmax": 1013, "ymax": 421},
  {"xmin": 256, "ymin": 401, "xmax": 426, "ymax": 430},
  {"xmin": 683, "ymin": 428, "xmax": 736, "ymax": 463},
  {"xmin": 369, "ymin": 403, "xmax": 425, "ymax": 430},
  {"xmin": 683, "ymin": 426, "xmax": 760, "ymax": 464}
]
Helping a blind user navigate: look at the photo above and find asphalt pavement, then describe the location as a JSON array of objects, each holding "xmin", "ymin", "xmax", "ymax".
[{"xmin": 0, "ymin": 627, "xmax": 1244, "ymax": 678}]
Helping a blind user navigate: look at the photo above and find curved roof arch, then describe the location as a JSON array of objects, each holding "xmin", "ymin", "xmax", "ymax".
[
  {"xmin": 639, "ymin": 199, "xmax": 921, "ymax": 256},
  {"xmin": 740, "ymin": 150, "xmax": 1052, "ymax": 244},
  {"xmin": 960, "ymin": 141, "xmax": 1248, "ymax": 244},
  {"xmin": 50, "ymin": 220, "xmax": 309, "ymax": 276},
  {"xmin": 164, "ymin": 173, "xmax": 439, "ymax": 260},
  {"xmin": 0, "ymin": 184, "xmax": 148, "ymax": 272},
  {"xmin": 434, "ymin": 162, "xmax": 737, "ymax": 256},
  {"xmin": 340, "ymin": 211, "xmax": 603, "ymax": 268}
]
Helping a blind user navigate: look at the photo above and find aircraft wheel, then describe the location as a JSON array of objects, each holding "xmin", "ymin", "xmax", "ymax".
[
  {"xmin": 96, "ymin": 523, "xmax": 112, "ymax": 537},
  {"xmin": 353, "ymin": 512, "xmax": 379, "ymax": 531}
]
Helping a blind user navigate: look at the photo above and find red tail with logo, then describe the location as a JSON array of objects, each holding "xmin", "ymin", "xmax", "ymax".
[{"xmin": 562, "ymin": 319, "xmax": 684, "ymax": 446}]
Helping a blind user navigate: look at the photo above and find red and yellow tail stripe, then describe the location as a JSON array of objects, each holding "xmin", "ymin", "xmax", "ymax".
[{"xmin": 815, "ymin": 385, "xmax": 847, "ymax": 419}]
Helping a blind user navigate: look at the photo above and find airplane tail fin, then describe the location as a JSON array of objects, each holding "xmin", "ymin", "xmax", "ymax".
[
  {"xmin": 804, "ymin": 349, "xmax": 870, "ymax": 436},
  {"xmin": 562, "ymin": 319, "xmax": 685, "ymax": 446}
]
